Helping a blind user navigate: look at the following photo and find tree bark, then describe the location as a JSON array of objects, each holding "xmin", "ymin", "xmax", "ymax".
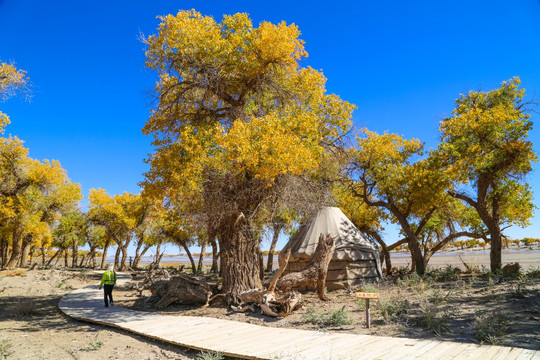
[
  {"xmin": 178, "ymin": 242, "xmax": 196, "ymax": 273},
  {"xmin": 266, "ymin": 223, "xmax": 283, "ymax": 272},
  {"xmin": 18, "ymin": 234, "xmax": 33, "ymax": 268},
  {"xmin": 100, "ymin": 238, "xmax": 111, "ymax": 269},
  {"xmin": 197, "ymin": 240, "xmax": 206, "ymax": 272},
  {"xmin": 72, "ymin": 238, "xmax": 79, "ymax": 268},
  {"xmin": 220, "ymin": 212, "xmax": 263, "ymax": 305},
  {"xmin": 5, "ymin": 225, "xmax": 23, "ymax": 269},
  {"xmin": 132, "ymin": 244, "xmax": 151, "ymax": 269}
]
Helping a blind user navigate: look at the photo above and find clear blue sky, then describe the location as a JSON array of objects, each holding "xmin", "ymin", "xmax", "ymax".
[{"xmin": 1, "ymin": 1, "xmax": 540, "ymax": 252}]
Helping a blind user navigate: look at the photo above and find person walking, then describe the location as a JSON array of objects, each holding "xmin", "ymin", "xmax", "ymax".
[{"xmin": 99, "ymin": 263, "xmax": 117, "ymax": 307}]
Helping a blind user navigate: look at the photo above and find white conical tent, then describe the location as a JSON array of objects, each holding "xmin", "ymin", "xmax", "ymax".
[{"xmin": 280, "ymin": 207, "xmax": 382, "ymax": 290}]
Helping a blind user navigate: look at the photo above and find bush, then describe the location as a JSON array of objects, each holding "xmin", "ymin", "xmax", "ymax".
[
  {"xmin": 303, "ymin": 306, "xmax": 352, "ymax": 327},
  {"xmin": 526, "ymin": 267, "xmax": 540, "ymax": 279},
  {"xmin": 376, "ymin": 296, "xmax": 408, "ymax": 324},
  {"xmin": 87, "ymin": 339, "xmax": 103, "ymax": 351},
  {"xmin": 429, "ymin": 265, "xmax": 460, "ymax": 282},
  {"xmin": 414, "ymin": 305, "xmax": 450, "ymax": 336},
  {"xmin": 474, "ymin": 311, "xmax": 509, "ymax": 344}
]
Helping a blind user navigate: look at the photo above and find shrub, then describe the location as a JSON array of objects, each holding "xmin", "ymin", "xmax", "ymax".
[
  {"xmin": 429, "ymin": 265, "xmax": 460, "ymax": 282},
  {"xmin": 12, "ymin": 300, "xmax": 37, "ymax": 317},
  {"xmin": 87, "ymin": 339, "xmax": 103, "ymax": 351},
  {"xmin": 526, "ymin": 267, "xmax": 540, "ymax": 279},
  {"xmin": 197, "ymin": 351, "xmax": 224, "ymax": 360},
  {"xmin": 414, "ymin": 305, "xmax": 450, "ymax": 336},
  {"xmin": 376, "ymin": 296, "xmax": 408, "ymax": 324},
  {"xmin": 474, "ymin": 311, "xmax": 509, "ymax": 344},
  {"xmin": 510, "ymin": 275, "xmax": 530, "ymax": 298},
  {"xmin": 303, "ymin": 306, "xmax": 352, "ymax": 327},
  {"xmin": 397, "ymin": 273, "xmax": 423, "ymax": 287}
]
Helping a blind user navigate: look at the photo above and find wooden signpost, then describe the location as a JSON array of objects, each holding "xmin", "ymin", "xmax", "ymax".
[{"xmin": 355, "ymin": 292, "xmax": 380, "ymax": 328}]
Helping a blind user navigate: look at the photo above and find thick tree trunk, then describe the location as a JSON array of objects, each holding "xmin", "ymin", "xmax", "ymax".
[
  {"xmin": 18, "ymin": 234, "xmax": 33, "ymax": 268},
  {"xmin": 266, "ymin": 224, "xmax": 283, "ymax": 272},
  {"xmin": 197, "ymin": 240, "xmax": 206, "ymax": 272},
  {"xmin": 220, "ymin": 212, "xmax": 263, "ymax": 305},
  {"xmin": 5, "ymin": 226, "xmax": 23, "ymax": 269},
  {"xmin": 119, "ymin": 244, "xmax": 129, "ymax": 271},
  {"xmin": 0, "ymin": 237, "xmax": 8, "ymax": 267}
]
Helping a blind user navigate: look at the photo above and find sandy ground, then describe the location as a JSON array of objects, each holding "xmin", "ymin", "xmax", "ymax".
[
  {"xmin": 0, "ymin": 269, "xmax": 197, "ymax": 360},
  {"xmin": 1, "ymin": 247, "xmax": 539, "ymax": 360}
]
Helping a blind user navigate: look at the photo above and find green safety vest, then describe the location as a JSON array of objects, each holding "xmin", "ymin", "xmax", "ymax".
[{"xmin": 100, "ymin": 270, "xmax": 117, "ymax": 286}]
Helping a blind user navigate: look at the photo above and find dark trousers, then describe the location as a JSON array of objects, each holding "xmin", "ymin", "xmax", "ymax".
[{"xmin": 103, "ymin": 284, "xmax": 114, "ymax": 306}]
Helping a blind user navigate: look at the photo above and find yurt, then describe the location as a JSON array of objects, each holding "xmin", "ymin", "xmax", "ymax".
[{"xmin": 279, "ymin": 207, "xmax": 382, "ymax": 290}]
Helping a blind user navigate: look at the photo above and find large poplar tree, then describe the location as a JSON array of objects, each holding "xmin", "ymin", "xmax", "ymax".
[{"xmin": 142, "ymin": 10, "xmax": 354, "ymax": 302}]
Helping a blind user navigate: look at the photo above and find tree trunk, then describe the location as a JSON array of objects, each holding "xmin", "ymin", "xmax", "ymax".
[
  {"xmin": 45, "ymin": 249, "xmax": 61, "ymax": 266},
  {"xmin": 197, "ymin": 240, "xmax": 206, "ymax": 272},
  {"xmin": 119, "ymin": 244, "xmax": 129, "ymax": 271},
  {"xmin": 210, "ymin": 237, "xmax": 219, "ymax": 274},
  {"xmin": 72, "ymin": 239, "xmax": 79, "ymax": 268},
  {"xmin": 63, "ymin": 249, "xmax": 69, "ymax": 268},
  {"xmin": 100, "ymin": 239, "xmax": 110, "ymax": 269},
  {"xmin": 0, "ymin": 237, "xmax": 8, "ymax": 268},
  {"xmin": 5, "ymin": 226, "xmax": 23, "ymax": 269},
  {"xmin": 132, "ymin": 244, "xmax": 151, "ymax": 269},
  {"xmin": 114, "ymin": 245, "xmax": 121, "ymax": 269},
  {"xmin": 219, "ymin": 212, "xmax": 263, "ymax": 305},
  {"xmin": 179, "ymin": 242, "xmax": 197, "ymax": 273},
  {"xmin": 18, "ymin": 234, "xmax": 33, "ymax": 268},
  {"xmin": 266, "ymin": 224, "xmax": 283, "ymax": 272}
]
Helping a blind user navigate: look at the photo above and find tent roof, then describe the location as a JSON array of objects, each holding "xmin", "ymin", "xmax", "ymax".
[{"xmin": 281, "ymin": 207, "xmax": 380, "ymax": 261}]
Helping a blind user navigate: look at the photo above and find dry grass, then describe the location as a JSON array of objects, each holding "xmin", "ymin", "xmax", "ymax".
[{"xmin": 1, "ymin": 269, "xmax": 25, "ymax": 277}]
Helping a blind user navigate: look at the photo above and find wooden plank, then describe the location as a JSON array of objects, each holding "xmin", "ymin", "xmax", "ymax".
[
  {"xmin": 416, "ymin": 341, "xmax": 462, "ymax": 359},
  {"xmin": 502, "ymin": 348, "xmax": 526, "ymax": 360},
  {"xmin": 382, "ymin": 339, "xmax": 440, "ymax": 360},
  {"xmin": 516, "ymin": 349, "xmax": 537, "ymax": 360}
]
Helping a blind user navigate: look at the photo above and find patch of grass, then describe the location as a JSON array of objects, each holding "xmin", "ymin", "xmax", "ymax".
[
  {"xmin": 0, "ymin": 339, "xmax": 13, "ymax": 360},
  {"xmin": 428, "ymin": 287, "xmax": 453, "ymax": 304},
  {"xmin": 376, "ymin": 296, "xmax": 408, "ymax": 324},
  {"xmin": 397, "ymin": 273, "xmax": 423, "ymax": 287},
  {"xmin": 196, "ymin": 351, "xmax": 224, "ymax": 360},
  {"xmin": 414, "ymin": 305, "xmax": 451, "ymax": 336},
  {"xmin": 87, "ymin": 339, "xmax": 103, "ymax": 351},
  {"xmin": 429, "ymin": 265, "xmax": 460, "ymax": 282},
  {"xmin": 510, "ymin": 275, "xmax": 530, "ymax": 298},
  {"xmin": 360, "ymin": 284, "xmax": 379, "ymax": 293},
  {"xmin": 303, "ymin": 306, "xmax": 352, "ymax": 327},
  {"xmin": 55, "ymin": 282, "xmax": 64, "ymax": 288},
  {"xmin": 526, "ymin": 267, "xmax": 540, "ymax": 279},
  {"xmin": 12, "ymin": 300, "xmax": 37, "ymax": 317},
  {"xmin": 473, "ymin": 311, "xmax": 509, "ymax": 344}
]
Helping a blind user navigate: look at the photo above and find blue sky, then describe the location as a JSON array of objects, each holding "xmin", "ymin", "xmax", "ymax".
[{"xmin": 1, "ymin": 1, "xmax": 540, "ymax": 252}]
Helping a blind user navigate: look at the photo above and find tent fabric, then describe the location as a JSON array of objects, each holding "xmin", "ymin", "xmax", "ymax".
[{"xmin": 280, "ymin": 207, "xmax": 383, "ymax": 290}]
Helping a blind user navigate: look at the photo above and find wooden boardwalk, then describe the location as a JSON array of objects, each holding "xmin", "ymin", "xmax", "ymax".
[{"xmin": 59, "ymin": 273, "xmax": 539, "ymax": 360}]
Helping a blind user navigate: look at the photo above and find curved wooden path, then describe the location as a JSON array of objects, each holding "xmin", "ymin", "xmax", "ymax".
[{"xmin": 59, "ymin": 273, "xmax": 539, "ymax": 360}]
